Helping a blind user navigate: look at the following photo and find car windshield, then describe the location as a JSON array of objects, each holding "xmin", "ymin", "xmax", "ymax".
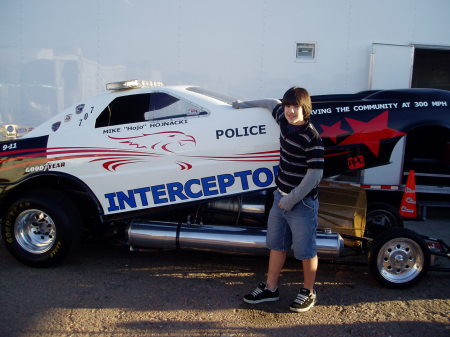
[{"xmin": 186, "ymin": 87, "xmax": 237, "ymax": 105}]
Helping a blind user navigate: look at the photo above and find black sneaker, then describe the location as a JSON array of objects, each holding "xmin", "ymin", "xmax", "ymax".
[
  {"xmin": 243, "ymin": 282, "xmax": 280, "ymax": 304},
  {"xmin": 289, "ymin": 288, "xmax": 316, "ymax": 312}
]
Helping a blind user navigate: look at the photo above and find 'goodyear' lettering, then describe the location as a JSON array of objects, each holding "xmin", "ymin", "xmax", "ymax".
[
  {"xmin": 25, "ymin": 162, "xmax": 66, "ymax": 173},
  {"xmin": 104, "ymin": 166, "xmax": 278, "ymax": 212}
]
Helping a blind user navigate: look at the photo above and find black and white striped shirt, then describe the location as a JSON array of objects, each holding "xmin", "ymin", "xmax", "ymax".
[{"xmin": 272, "ymin": 104, "xmax": 324, "ymax": 195}]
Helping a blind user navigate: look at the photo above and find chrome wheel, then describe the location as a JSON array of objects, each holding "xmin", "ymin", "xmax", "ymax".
[
  {"xmin": 376, "ymin": 237, "xmax": 424, "ymax": 284},
  {"xmin": 2, "ymin": 190, "xmax": 81, "ymax": 267},
  {"xmin": 14, "ymin": 209, "xmax": 57, "ymax": 254}
]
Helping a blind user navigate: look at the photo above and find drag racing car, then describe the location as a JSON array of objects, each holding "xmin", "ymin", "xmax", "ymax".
[{"xmin": 0, "ymin": 80, "xmax": 449, "ymax": 288}]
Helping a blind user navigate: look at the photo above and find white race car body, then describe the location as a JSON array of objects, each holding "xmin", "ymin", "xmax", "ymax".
[{"xmin": 25, "ymin": 84, "xmax": 280, "ymax": 217}]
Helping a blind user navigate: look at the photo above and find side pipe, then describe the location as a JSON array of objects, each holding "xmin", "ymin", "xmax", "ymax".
[{"xmin": 128, "ymin": 220, "xmax": 344, "ymax": 257}]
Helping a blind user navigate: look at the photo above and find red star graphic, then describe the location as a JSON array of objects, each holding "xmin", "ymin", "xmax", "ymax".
[
  {"xmin": 339, "ymin": 110, "xmax": 405, "ymax": 157},
  {"xmin": 319, "ymin": 121, "xmax": 349, "ymax": 143}
]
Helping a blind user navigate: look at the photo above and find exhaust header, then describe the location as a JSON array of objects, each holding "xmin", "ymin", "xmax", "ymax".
[{"xmin": 128, "ymin": 220, "xmax": 344, "ymax": 257}]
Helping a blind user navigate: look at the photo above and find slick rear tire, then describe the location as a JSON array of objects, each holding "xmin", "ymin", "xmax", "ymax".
[
  {"xmin": 368, "ymin": 227, "xmax": 430, "ymax": 288},
  {"xmin": 1, "ymin": 189, "xmax": 81, "ymax": 267}
]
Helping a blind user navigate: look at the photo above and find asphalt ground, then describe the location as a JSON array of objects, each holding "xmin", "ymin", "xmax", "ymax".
[{"xmin": 0, "ymin": 211, "xmax": 449, "ymax": 337}]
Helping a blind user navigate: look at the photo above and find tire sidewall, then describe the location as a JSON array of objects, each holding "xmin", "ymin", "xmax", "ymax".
[
  {"xmin": 1, "ymin": 191, "xmax": 80, "ymax": 267},
  {"xmin": 368, "ymin": 227, "xmax": 430, "ymax": 288}
]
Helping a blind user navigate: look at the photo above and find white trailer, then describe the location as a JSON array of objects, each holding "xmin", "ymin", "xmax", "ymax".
[{"xmin": 1, "ymin": 0, "xmax": 450, "ymax": 127}]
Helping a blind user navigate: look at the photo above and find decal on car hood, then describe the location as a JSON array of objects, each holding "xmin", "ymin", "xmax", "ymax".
[
  {"xmin": 320, "ymin": 110, "xmax": 405, "ymax": 157},
  {"xmin": 108, "ymin": 131, "xmax": 197, "ymax": 153},
  {"xmin": 315, "ymin": 110, "xmax": 406, "ymax": 177},
  {"xmin": 0, "ymin": 131, "xmax": 280, "ymax": 176}
]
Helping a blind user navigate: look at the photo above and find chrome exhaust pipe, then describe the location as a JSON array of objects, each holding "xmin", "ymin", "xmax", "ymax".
[{"xmin": 128, "ymin": 220, "xmax": 344, "ymax": 257}]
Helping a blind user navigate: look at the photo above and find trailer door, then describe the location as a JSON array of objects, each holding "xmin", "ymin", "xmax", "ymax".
[{"xmin": 369, "ymin": 43, "xmax": 414, "ymax": 90}]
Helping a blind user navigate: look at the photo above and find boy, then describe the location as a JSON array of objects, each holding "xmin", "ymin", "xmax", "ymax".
[{"xmin": 232, "ymin": 86, "xmax": 324, "ymax": 312}]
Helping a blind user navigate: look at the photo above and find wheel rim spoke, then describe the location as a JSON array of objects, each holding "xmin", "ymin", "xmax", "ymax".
[
  {"xmin": 377, "ymin": 238, "xmax": 423, "ymax": 283},
  {"xmin": 14, "ymin": 209, "xmax": 56, "ymax": 254}
]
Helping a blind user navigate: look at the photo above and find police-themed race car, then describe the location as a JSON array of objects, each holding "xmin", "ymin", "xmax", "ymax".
[{"xmin": 1, "ymin": 80, "xmax": 449, "ymax": 288}]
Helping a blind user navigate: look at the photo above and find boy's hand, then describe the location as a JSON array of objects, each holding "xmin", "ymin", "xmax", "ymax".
[
  {"xmin": 278, "ymin": 195, "xmax": 296, "ymax": 212},
  {"xmin": 232, "ymin": 100, "xmax": 243, "ymax": 109}
]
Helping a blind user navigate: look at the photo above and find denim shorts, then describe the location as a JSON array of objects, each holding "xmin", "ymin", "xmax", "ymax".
[{"xmin": 266, "ymin": 190, "xmax": 319, "ymax": 260}]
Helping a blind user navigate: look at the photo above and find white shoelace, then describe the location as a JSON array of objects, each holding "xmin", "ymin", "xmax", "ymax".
[
  {"xmin": 251, "ymin": 287, "xmax": 264, "ymax": 297},
  {"xmin": 294, "ymin": 293, "xmax": 309, "ymax": 304}
]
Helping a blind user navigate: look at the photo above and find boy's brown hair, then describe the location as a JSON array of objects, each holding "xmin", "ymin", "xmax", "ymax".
[{"xmin": 281, "ymin": 86, "xmax": 312, "ymax": 120}]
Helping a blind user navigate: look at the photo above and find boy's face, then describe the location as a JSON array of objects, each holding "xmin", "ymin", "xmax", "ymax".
[{"xmin": 284, "ymin": 104, "xmax": 304, "ymax": 125}]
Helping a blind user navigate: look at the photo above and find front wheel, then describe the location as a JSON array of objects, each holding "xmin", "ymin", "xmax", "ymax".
[
  {"xmin": 368, "ymin": 227, "xmax": 430, "ymax": 288},
  {"xmin": 1, "ymin": 190, "xmax": 81, "ymax": 267}
]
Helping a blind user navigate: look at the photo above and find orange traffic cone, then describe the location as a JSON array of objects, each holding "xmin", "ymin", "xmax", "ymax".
[{"xmin": 399, "ymin": 170, "xmax": 417, "ymax": 218}]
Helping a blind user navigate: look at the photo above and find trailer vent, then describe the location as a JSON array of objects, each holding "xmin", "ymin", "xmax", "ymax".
[{"xmin": 296, "ymin": 43, "xmax": 316, "ymax": 61}]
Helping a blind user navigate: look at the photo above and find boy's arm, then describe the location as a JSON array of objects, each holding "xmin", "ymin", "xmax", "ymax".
[
  {"xmin": 278, "ymin": 168, "xmax": 323, "ymax": 211},
  {"xmin": 232, "ymin": 99, "xmax": 280, "ymax": 112}
]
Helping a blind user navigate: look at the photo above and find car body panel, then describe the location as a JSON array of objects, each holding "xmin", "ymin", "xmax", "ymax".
[
  {"xmin": 1, "ymin": 86, "xmax": 281, "ymax": 216},
  {"xmin": 1, "ymin": 86, "xmax": 449, "ymax": 219},
  {"xmin": 311, "ymin": 88, "xmax": 450, "ymax": 177}
]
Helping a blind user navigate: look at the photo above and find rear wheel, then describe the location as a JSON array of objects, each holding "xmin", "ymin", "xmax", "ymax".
[
  {"xmin": 368, "ymin": 227, "xmax": 430, "ymax": 288},
  {"xmin": 1, "ymin": 189, "xmax": 81, "ymax": 267},
  {"xmin": 366, "ymin": 202, "xmax": 403, "ymax": 238}
]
